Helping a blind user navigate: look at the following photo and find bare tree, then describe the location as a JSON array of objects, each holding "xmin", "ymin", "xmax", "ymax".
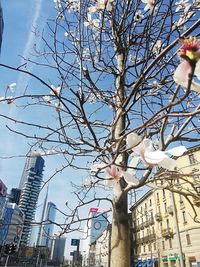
[{"xmin": 1, "ymin": 0, "xmax": 200, "ymax": 266}]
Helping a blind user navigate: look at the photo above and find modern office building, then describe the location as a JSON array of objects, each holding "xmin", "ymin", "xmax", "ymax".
[
  {"xmin": 0, "ymin": 203, "xmax": 24, "ymax": 248},
  {"xmin": 18, "ymin": 151, "xmax": 45, "ymax": 246},
  {"xmin": 52, "ymin": 236, "xmax": 66, "ymax": 265},
  {"xmin": 9, "ymin": 188, "xmax": 21, "ymax": 205},
  {"xmin": 130, "ymin": 146, "xmax": 200, "ymax": 267},
  {"xmin": 0, "ymin": 179, "xmax": 7, "ymax": 220},
  {"xmin": 41, "ymin": 202, "xmax": 56, "ymax": 249},
  {"xmin": 82, "ymin": 208, "xmax": 108, "ymax": 266},
  {"xmin": 85, "ymin": 224, "xmax": 111, "ymax": 267}
]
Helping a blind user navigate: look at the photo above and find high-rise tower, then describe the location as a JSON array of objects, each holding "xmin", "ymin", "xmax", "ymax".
[
  {"xmin": 18, "ymin": 151, "xmax": 45, "ymax": 246},
  {"xmin": 41, "ymin": 202, "xmax": 56, "ymax": 249}
]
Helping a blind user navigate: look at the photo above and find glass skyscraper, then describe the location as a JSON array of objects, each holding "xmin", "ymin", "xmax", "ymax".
[
  {"xmin": 41, "ymin": 201, "xmax": 56, "ymax": 249},
  {"xmin": 52, "ymin": 236, "xmax": 66, "ymax": 265},
  {"xmin": 18, "ymin": 152, "xmax": 45, "ymax": 246},
  {"xmin": 9, "ymin": 188, "xmax": 21, "ymax": 205},
  {"xmin": 0, "ymin": 203, "xmax": 24, "ymax": 248}
]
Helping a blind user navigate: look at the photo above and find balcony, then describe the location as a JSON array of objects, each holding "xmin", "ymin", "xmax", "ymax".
[
  {"xmin": 136, "ymin": 237, "xmax": 144, "ymax": 244},
  {"xmin": 137, "ymin": 234, "xmax": 156, "ymax": 244},
  {"xmin": 155, "ymin": 213, "xmax": 162, "ymax": 221},
  {"xmin": 167, "ymin": 206, "xmax": 173, "ymax": 215},
  {"xmin": 162, "ymin": 228, "xmax": 173, "ymax": 238},
  {"xmin": 149, "ymin": 217, "xmax": 154, "ymax": 225},
  {"xmin": 137, "ymin": 223, "xmax": 144, "ymax": 230},
  {"xmin": 149, "ymin": 233, "xmax": 156, "ymax": 241},
  {"xmin": 179, "ymin": 200, "xmax": 185, "ymax": 209},
  {"xmin": 193, "ymin": 198, "xmax": 200, "ymax": 207}
]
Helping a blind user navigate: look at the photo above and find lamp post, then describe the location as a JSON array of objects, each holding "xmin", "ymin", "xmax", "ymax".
[{"xmin": 171, "ymin": 192, "xmax": 185, "ymax": 267}]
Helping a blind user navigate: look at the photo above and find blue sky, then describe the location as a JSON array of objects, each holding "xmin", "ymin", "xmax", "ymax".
[{"xmin": 0, "ymin": 0, "xmax": 97, "ymax": 257}]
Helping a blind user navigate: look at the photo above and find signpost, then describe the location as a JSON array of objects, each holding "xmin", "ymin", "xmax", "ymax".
[{"xmin": 71, "ymin": 239, "xmax": 80, "ymax": 246}]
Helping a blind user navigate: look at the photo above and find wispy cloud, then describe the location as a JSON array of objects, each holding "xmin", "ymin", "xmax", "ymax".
[
  {"xmin": 5, "ymin": 0, "xmax": 46, "ymax": 155},
  {"xmin": 17, "ymin": 0, "xmax": 45, "ymax": 95}
]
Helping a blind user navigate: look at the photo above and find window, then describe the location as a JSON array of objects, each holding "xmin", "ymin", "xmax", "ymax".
[
  {"xmin": 164, "ymin": 202, "xmax": 167, "ymax": 213},
  {"xmin": 148, "ymin": 244, "xmax": 151, "ymax": 252},
  {"xmin": 157, "ymin": 192, "xmax": 159, "ymax": 202},
  {"xmin": 186, "ymin": 234, "xmax": 191, "ymax": 245},
  {"xmin": 158, "ymin": 206, "xmax": 161, "ymax": 213},
  {"xmin": 145, "ymin": 203, "xmax": 147, "ymax": 209},
  {"xmin": 189, "ymin": 154, "xmax": 196, "ymax": 164},
  {"xmin": 153, "ymin": 242, "xmax": 156, "ymax": 250},
  {"xmin": 147, "ymin": 229, "xmax": 150, "ymax": 236},
  {"xmin": 179, "ymin": 194, "xmax": 183, "ymax": 203},
  {"xmin": 150, "ymin": 210, "xmax": 153, "ymax": 219},
  {"xmin": 162, "ymin": 189, "xmax": 166, "ymax": 199},
  {"xmin": 169, "ymin": 238, "xmax": 172, "ymax": 249},
  {"xmin": 135, "ymin": 247, "xmax": 137, "ymax": 254},
  {"xmin": 182, "ymin": 211, "xmax": 187, "ymax": 224},
  {"xmin": 143, "ymin": 245, "xmax": 146, "ymax": 253},
  {"xmin": 162, "ymin": 241, "xmax": 165, "ymax": 249},
  {"xmin": 149, "ymin": 199, "xmax": 152, "ymax": 206},
  {"xmin": 166, "ymin": 219, "xmax": 170, "ymax": 229}
]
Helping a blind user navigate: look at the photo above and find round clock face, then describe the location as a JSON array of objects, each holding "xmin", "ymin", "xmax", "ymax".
[{"xmin": 94, "ymin": 221, "xmax": 101, "ymax": 230}]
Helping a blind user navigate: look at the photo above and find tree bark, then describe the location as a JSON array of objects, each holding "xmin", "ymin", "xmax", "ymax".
[
  {"xmin": 110, "ymin": 48, "xmax": 130, "ymax": 266},
  {"xmin": 111, "ymin": 186, "xmax": 130, "ymax": 267}
]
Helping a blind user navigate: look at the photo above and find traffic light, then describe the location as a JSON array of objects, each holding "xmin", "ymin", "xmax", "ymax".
[
  {"xmin": 4, "ymin": 244, "xmax": 10, "ymax": 255},
  {"xmin": 4, "ymin": 243, "xmax": 17, "ymax": 255},
  {"xmin": 10, "ymin": 244, "xmax": 17, "ymax": 254}
]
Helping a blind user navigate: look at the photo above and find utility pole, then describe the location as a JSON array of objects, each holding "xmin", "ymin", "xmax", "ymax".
[
  {"xmin": 171, "ymin": 192, "xmax": 185, "ymax": 267},
  {"xmin": 4, "ymin": 255, "xmax": 9, "ymax": 267}
]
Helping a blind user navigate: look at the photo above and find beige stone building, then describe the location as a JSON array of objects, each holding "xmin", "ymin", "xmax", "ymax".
[
  {"xmin": 130, "ymin": 146, "xmax": 200, "ymax": 267},
  {"xmin": 87, "ymin": 224, "xmax": 111, "ymax": 267}
]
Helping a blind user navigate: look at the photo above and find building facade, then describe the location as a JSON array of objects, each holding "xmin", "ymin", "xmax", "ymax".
[
  {"xmin": 86, "ymin": 224, "xmax": 111, "ymax": 267},
  {"xmin": 18, "ymin": 152, "xmax": 45, "ymax": 246},
  {"xmin": 41, "ymin": 201, "xmax": 56, "ymax": 249},
  {"xmin": 9, "ymin": 188, "xmax": 21, "ymax": 205},
  {"xmin": 51, "ymin": 236, "xmax": 66, "ymax": 265},
  {"xmin": 0, "ymin": 203, "xmax": 24, "ymax": 248},
  {"xmin": 0, "ymin": 179, "xmax": 7, "ymax": 221},
  {"xmin": 82, "ymin": 208, "xmax": 108, "ymax": 267},
  {"xmin": 130, "ymin": 146, "xmax": 200, "ymax": 267}
]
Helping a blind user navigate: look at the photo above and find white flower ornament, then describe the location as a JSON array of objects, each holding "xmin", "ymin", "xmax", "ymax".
[
  {"xmin": 7, "ymin": 83, "xmax": 17, "ymax": 93},
  {"xmin": 91, "ymin": 162, "xmax": 138, "ymax": 188},
  {"xmin": 127, "ymin": 133, "xmax": 187, "ymax": 171},
  {"xmin": 173, "ymin": 37, "xmax": 200, "ymax": 93}
]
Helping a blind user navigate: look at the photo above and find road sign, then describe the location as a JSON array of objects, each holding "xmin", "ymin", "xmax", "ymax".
[{"xmin": 71, "ymin": 239, "xmax": 79, "ymax": 246}]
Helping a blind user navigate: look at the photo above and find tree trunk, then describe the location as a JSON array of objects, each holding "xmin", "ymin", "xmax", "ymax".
[
  {"xmin": 111, "ymin": 185, "xmax": 130, "ymax": 267},
  {"xmin": 110, "ymin": 46, "xmax": 130, "ymax": 266}
]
